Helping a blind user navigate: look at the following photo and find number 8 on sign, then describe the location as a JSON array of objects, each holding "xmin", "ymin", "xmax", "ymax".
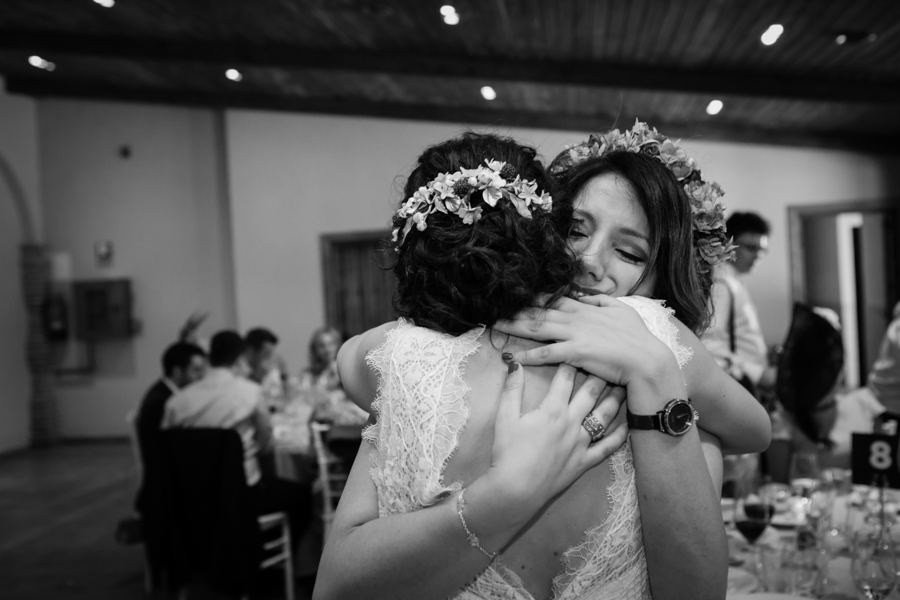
[{"xmin": 870, "ymin": 440, "xmax": 893, "ymax": 470}]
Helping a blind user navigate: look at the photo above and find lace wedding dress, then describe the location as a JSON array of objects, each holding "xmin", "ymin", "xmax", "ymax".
[{"xmin": 363, "ymin": 296, "xmax": 691, "ymax": 600}]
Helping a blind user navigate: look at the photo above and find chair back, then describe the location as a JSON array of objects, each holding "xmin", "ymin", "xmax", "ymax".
[
  {"xmin": 310, "ymin": 422, "xmax": 350, "ymax": 540},
  {"xmin": 145, "ymin": 428, "xmax": 262, "ymax": 596}
]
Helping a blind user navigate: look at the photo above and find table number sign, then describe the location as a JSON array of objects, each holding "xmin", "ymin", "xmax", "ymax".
[{"xmin": 852, "ymin": 432, "xmax": 900, "ymax": 489}]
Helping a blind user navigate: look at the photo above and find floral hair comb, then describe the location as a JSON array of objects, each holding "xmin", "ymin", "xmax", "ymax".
[
  {"xmin": 392, "ymin": 159, "xmax": 552, "ymax": 252},
  {"xmin": 550, "ymin": 120, "xmax": 736, "ymax": 273}
]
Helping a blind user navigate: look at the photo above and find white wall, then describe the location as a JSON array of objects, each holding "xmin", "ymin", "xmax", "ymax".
[
  {"xmin": 0, "ymin": 77, "xmax": 41, "ymax": 452},
  {"xmin": 38, "ymin": 100, "xmax": 236, "ymax": 438},
  {"xmin": 227, "ymin": 111, "xmax": 900, "ymax": 367}
]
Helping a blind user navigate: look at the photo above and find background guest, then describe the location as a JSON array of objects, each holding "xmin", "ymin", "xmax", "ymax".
[
  {"xmin": 869, "ymin": 300, "xmax": 900, "ymax": 417},
  {"xmin": 301, "ymin": 327, "xmax": 367, "ymax": 426},
  {"xmin": 134, "ymin": 341, "xmax": 207, "ymax": 513},
  {"xmin": 299, "ymin": 326, "xmax": 342, "ymax": 393},
  {"xmin": 162, "ymin": 330, "xmax": 310, "ymax": 544},
  {"xmin": 244, "ymin": 327, "xmax": 282, "ymax": 385},
  {"xmin": 702, "ymin": 211, "xmax": 775, "ymax": 396}
]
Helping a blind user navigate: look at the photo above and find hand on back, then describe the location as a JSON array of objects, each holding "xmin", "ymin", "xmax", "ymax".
[{"xmin": 485, "ymin": 361, "xmax": 628, "ymax": 514}]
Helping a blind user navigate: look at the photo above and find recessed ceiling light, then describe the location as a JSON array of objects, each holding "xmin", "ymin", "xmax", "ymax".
[
  {"xmin": 760, "ymin": 24, "xmax": 784, "ymax": 46},
  {"xmin": 93, "ymin": 0, "xmax": 115, "ymax": 7},
  {"xmin": 834, "ymin": 31, "xmax": 878, "ymax": 46},
  {"xmin": 706, "ymin": 100, "xmax": 723, "ymax": 115},
  {"xmin": 28, "ymin": 55, "xmax": 55, "ymax": 71},
  {"xmin": 440, "ymin": 5, "xmax": 456, "ymax": 16},
  {"xmin": 481, "ymin": 86, "xmax": 497, "ymax": 101},
  {"xmin": 443, "ymin": 12, "xmax": 460, "ymax": 25},
  {"xmin": 225, "ymin": 69, "xmax": 242, "ymax": 82}
]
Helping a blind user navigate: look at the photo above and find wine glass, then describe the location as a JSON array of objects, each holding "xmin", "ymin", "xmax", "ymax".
[
  {"xmin": 852, "ymin": 529, "xmax": 898, "ymax": 599},
  {"xmin": 790, "ymin": 452, "xmax": 820, "ymax": 499},
  {"xmin": 734, "ymin": 476, "xmax": 776, "ymax": 559}
]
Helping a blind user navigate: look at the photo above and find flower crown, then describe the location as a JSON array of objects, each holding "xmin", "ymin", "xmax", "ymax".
[
  {"xmin": 391, "ymin": 159, "xmax": 552, "ymax": 251},
  {"xmin": 550, "ymin": 120, "xmax": 736, "ymax": 273}
]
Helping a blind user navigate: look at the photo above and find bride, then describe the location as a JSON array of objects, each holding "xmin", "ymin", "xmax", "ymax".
[{"xmin": 315, "ymin": 128, "xmax": 770, "ymax": 600}]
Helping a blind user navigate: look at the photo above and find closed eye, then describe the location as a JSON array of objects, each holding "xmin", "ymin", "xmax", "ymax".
[
  {"xmin": 617, "ymin": 248, "xmax": 646, "ymax": 264},
  {"xmin": 569, "ymin": 219, "xmax": 588, "ymax": 239}
]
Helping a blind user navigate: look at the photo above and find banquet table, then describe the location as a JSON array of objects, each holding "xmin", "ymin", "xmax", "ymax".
[
  {"xmin": 723, "ymin": 485, "xmax": 900, "ymax": 599},
  {"xmin": 267, "ymin": 392, "xmax": 365, "ymax": 577}
]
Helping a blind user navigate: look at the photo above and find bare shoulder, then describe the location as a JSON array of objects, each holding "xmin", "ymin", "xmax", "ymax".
[{"xmin": 337, "ymin": 321, "xmax": 400, "ymax": 412}]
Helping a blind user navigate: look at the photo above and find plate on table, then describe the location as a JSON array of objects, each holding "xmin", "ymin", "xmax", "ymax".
[
  {"xmin": 770, "ymin": 511, "xmax": 805, "ymax": 529},
  {"xmin": 726, "ymin": 567, "xmax": 759, "ymax": 595}
]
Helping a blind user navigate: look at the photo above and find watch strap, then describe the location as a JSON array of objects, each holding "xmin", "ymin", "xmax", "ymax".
[{"xmin": 626, "ymin": 409, "xmax": 662, "ymax": 432}]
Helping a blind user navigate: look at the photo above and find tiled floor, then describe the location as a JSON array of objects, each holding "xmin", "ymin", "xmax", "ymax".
[{"xmin": 0, "ymin": 441, "xmax": 312, "ymax": 600}]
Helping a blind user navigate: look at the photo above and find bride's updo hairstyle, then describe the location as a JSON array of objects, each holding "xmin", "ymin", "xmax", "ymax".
[
  {"xmin": 551, "ymin": 151, "xmax": 713, "ymax": 333},
  {"xmin": 392, "ymin": 132, "xmax": 575, "ymax": 336}
]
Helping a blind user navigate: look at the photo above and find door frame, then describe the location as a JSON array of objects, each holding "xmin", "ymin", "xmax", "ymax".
[{"xmin": 787, "ymin": 199, "xmax": 900, "ymax": 308}]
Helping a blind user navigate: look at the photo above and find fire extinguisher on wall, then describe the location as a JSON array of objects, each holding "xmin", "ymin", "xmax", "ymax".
[{"xmin": 41, "ymin": 291, "xmax": 69, "ymax": 341}]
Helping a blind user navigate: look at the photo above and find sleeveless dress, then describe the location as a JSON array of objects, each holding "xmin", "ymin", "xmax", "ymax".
[{"xmin": 363, "ymin": 296, "xmax": 692, "ymax": 600}]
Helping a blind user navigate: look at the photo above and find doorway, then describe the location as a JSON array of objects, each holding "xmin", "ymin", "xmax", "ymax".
[
  {"xmin": 789, "ymin": 201, "xmax": 900, "ymax": 387},
  {"xmin": 320, "ymin": 230, "xmax": 396, "ymax": 339}
]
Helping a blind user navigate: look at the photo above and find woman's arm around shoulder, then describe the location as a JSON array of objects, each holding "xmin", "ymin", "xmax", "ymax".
[
  {"xmin": 672, "ymin": 318, "xmax": 772, "ymax": 455},
  {"xmin": 336, "ymin": 321, "xmax": 398, "ymax": 413}
]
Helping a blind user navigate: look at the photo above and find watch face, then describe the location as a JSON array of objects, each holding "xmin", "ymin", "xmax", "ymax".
[{"xmin": 665, "ymin": 400, "xmax": 694, "ymax": 435}]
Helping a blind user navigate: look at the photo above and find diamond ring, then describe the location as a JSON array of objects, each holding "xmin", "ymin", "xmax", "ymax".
[{"xmin": 582, "ymin": 413, "xmax": 606, "ymax": 443}]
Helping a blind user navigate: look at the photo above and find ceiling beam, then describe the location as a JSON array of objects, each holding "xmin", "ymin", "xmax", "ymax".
[
  {"xmin": 2, "ymin": 30, "xmax": 899, "ymax": 104},
  {"xmin": 7, "ymin": 76, "xmax": 897, "ymax": 154}
]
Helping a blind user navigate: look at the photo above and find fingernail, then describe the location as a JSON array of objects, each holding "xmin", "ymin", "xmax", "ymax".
[
  {"xmin": 501, "ymin": 352, "xmax": 514, "ymax": 363},
  {"xmin": 507, "ymin": 361, "xmax": 519, "ymax": 374}
]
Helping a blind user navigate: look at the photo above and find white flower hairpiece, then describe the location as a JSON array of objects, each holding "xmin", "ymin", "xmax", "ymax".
[
  {"xmin": 392, "ymin": 159, "xmax": 552, "ymax": 251},
  {"xmin": 550, "ymin": 120, "xmax": 736, "ymax": 273}
]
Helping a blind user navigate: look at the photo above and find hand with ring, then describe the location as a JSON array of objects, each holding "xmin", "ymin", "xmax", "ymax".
[{"xmin": 485, "ymin": 361, "xmax": 629, "ymax": 510}]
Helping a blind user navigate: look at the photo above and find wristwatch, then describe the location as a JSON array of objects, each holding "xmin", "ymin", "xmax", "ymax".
[{"xmin": 626, "ymin": 399, "xmax": 699, "ymax": 436}]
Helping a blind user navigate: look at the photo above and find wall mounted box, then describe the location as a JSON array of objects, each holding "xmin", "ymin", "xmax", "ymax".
[{"xmin": 72, "ymin": 279, "xmax": 134, "ymax": 340}]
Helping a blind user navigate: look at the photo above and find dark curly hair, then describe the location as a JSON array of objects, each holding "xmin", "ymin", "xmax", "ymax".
[
  {"xmin": 391, "ymin": 133, "xmax": 576, "ymax": 336},
  {"xmin": 551, "ymin": 151, "xmax": 714, "ymax": 333}
]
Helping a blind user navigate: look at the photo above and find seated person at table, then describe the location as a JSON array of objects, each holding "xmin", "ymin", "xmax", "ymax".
[
  {"xmin": 134, "ymin": 341, "xmax": 207, "ymax": 514},
  {"xmin": 300, "ymin": 326, "xmax": 343, "ymax": 393},
  {"xmin": 302, "ymin": 327, "xmax": 368, "ymax": 426},
  {"xmin": 163, "ymin": 330, "xmax": 311, "ymax": 543},
  {"xmin": 244, "ymin": 326, "xmax": 286, "ymax": 387}
]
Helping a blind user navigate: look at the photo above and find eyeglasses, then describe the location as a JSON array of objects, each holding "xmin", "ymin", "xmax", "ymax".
[{"xmin": 738, "ymin": 243, "xmax": 768, "ymax": 255}]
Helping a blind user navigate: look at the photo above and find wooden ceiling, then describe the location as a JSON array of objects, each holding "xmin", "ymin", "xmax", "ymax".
[{"xmin": 1, "ymin": 0, "xmax": 899, "ymax": 152}]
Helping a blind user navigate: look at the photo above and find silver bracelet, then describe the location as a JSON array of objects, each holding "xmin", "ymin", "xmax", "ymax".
[{"xmin": 456, "ymin": 488, "xmax": 499, "ymax": 562}]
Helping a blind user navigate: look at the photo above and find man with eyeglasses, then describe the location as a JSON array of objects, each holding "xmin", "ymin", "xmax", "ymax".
[{"xmin": 703, "ymin": 212, "xmax": 773, "ymax": 397}]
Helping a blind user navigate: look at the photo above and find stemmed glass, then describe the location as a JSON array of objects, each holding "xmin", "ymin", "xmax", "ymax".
[
  {"xmin": 851, "ymin": 529, "xmax": 898, "ymax": 599},
  {"xmin": 790, "ymin": 452, "xmax": 820, "ymax": 499},
  {"xmin": 734, "ymin": 476, "xmax": 776, "ymax": 571}
]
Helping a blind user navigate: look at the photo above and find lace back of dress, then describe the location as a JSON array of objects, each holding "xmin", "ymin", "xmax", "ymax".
[{"xmin": 364, "ymin": 320, "xmax": 483, "ymax": 516}]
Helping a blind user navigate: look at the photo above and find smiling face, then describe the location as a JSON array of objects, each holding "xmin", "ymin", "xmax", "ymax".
[{"xmin": 568, "ymin": 173, "xmax": 656, "ymax": 298}]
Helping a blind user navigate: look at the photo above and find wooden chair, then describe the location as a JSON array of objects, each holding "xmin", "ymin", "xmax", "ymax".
[
  {"xmin": 310, "ymin": 422, "xmax": 349, "ymax": 541},
  {"xmin": 258, "ymin": 512, "xmax": 295, "ymax": 600}
]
